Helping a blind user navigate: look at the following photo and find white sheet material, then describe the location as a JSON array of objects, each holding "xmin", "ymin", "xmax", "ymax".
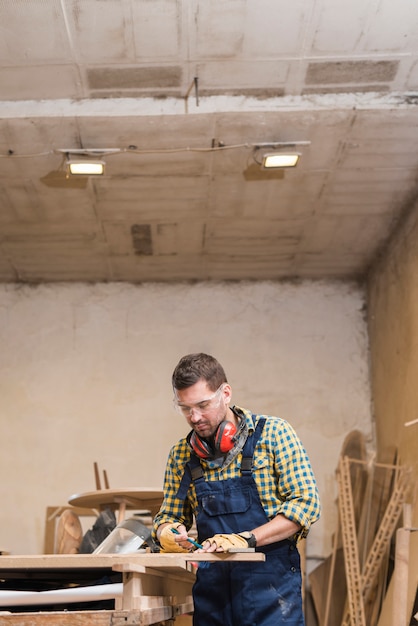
[{"xmin": 0, "ymin": 583, "xmax": 123, "ymax": 607}]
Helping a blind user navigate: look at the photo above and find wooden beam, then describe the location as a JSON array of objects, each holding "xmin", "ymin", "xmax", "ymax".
[{"xmin": 0, "ymin": 609, "xmax": 159, "ymax": 626}]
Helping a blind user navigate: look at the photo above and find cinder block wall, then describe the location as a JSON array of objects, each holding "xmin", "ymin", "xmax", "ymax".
[{"xmin": 0, "ymin": 280, "xmax": 372, "ymax": 564}]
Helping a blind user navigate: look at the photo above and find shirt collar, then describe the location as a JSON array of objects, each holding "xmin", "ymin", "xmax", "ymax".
[{"xmin": 231, "ymin": 405, "xmax": 256, "ymax": 433}]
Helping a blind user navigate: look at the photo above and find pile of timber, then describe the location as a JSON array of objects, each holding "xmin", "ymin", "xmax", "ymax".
[{"xmin": 309, "ymin": 430, "xmax": 414, "ymax": 626}]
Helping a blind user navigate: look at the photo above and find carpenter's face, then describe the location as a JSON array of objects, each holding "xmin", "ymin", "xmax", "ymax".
[{"xmin": 174, "ymin": 379, "xmax": 231, "ymax": 439}]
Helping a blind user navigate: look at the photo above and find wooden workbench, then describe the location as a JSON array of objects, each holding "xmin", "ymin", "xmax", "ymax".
[{"xmin": 0, "ymin": 552, "xmax": 264, "ymax": 625}]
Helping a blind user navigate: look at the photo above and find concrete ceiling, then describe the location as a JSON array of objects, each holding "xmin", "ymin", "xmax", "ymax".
[{"xmin": 1, "ymin": 0, "xmax": 418, "ymax": 283}]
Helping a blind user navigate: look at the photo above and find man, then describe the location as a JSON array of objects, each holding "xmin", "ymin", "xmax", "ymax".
[{"xmin": 153, "ymin": 353, "xmax": 321, "ymax": 626}]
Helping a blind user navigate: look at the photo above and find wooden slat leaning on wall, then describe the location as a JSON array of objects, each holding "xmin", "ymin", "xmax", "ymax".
[
  {"xmin": 308, "ymin": 430, "xmax": 413, "ymax": 626},
  {"xmin": 309, "ymin": 430, "xmax": 367, "ymax": 625}
]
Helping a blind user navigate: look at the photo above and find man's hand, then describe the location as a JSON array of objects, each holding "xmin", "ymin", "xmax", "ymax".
[
  {"xmin": 159, "ymin": 523, "xmax": 190, "ymax": 553},
  {"xmin": 200, "ymin": 533, "xmax": 249, "ymax": 552}
]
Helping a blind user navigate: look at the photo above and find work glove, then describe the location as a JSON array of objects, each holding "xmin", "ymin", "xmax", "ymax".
[
  {"xmin": 202, "ymin": 533, "xmax": 249, "ymax": 552},
  {"xmin": 159, "ymin": 523, "xmax": 190, "ymax": 553}
]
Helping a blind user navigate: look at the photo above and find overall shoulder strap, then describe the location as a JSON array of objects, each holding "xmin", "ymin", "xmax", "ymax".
[
  {"xmin": 175, "ymin": 453, "xmax": 203, "ymax": 500},
  {"xmin": 240, "ymin": 416, "xmax": 266, "ymax": 473}
]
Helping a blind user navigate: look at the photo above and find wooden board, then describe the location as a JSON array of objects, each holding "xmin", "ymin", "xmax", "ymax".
[
  {"xmin": 0, "ymin": 610, "xmax": 121, "ymax": 626},
  {"xmin": 0, "ymin": 610, "xmax": 194, "ymax": 626},
  {"xmin": 0, "ymin": 609, "xmax": 178, "ymax": 626},
  {"xmin": 0, "ymin": 552, "xmax": 264, "ymax": 572},
  {"xmin": 376, "ymin": 531, "xmax": 418, "ymax": 626}
]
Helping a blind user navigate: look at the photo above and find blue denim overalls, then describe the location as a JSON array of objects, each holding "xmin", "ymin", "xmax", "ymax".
[{"xmin": 177, "ymin": 418, "xmax": 305, "ymax": 626}]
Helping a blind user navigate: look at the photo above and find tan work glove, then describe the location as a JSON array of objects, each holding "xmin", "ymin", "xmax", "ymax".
[
  {"xmin": 159, "ymin": 523, "xmax": 190, "ymax": 553},
  {"xmin": 203, "ymin": 533, "xmax": 248, "ymax": 552}
]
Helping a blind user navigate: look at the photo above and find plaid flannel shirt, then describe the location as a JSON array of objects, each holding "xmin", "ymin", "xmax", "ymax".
[{"xmin": 153, "ymin": 406, "xmax": 321, "ymax": 539}]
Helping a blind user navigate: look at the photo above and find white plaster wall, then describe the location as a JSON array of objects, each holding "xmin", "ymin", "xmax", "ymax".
[{"xmin": 0, "ymin": 280, "xmax": 373, "ymax": 563}]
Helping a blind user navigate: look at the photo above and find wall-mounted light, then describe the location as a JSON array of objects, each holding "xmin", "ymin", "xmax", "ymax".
[
  {"xmin": 55, "ymin": 148, "xmax": 122, "ymax": 177},
  {"xmin": 66, "ymin": 156, "xmax": 105, "ymax": 176},
  {"xmin": 253, "ymin": 142, "xmax": 310, "ymax": 169},
  {"xmin": 261, "ymin": 153, "xmax": 300, "ymax": 169}
]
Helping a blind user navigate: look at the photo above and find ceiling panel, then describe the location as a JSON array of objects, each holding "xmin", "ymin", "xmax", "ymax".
[
  {"xmin": 0, "ymin": 0, "xmax": 417, "ymax": 283},
  {"xmin": 0, "ymin": 0, "xmax": 72, "ymax": 64}
]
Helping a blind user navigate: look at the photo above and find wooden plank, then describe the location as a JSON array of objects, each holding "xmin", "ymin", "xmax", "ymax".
[
  {"xmin": 173, "ymin": 600, "xmax": 194, "ymax": 616},
  {"xmin": 0, "ymin": 554, "xmax": 137, "ymax": 570},
  {"xmin": 392, "ymin": 529, "xmax": 410, "ymax": 626},
  {"xmin": 0, "ymin": 552, "xmax": 264, "ymax": 573},
  {"xmin": 114, "ymin": 563, "xmax": 196, "ymax": 585},
  {"xmin": 323, "ymin": 525, "xmax": 339, "ymax": 626},
  {"xmin": 309, "ymin": 546, "xmax": 346, "ymax": 626},
  {"xmin": 376, "ymin": 526, "xmax": 418, "ymax": 626},
  {"xmin": 120, "ymin": 568, "xmax": 194, "ymax": 609},
  {"xmin": 0, "ymin": 611, "xmax": 121, "ymax": 626},
  {"xmin": 0, "ymin": 609, "xmax": 186, "ymax": 626}
]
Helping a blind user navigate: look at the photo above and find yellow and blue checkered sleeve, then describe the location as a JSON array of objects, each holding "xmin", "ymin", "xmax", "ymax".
[{"xmin": 258, "ymin": 416, "xmax": 321, "ymax": 536}]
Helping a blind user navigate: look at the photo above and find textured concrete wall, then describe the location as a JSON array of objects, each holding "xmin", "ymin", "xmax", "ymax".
[
  {"xmin": 368, "ymin": 201, "xmax": 418, "ymax": 520},
  {"xmin": 0, "ymin": 280, "xmax": 372, "ymax": 561}
]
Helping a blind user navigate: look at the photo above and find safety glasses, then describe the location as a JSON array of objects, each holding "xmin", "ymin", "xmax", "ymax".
[{"xmin": 173, "ymin": 384, "xmax": 225, "ymax": 417}]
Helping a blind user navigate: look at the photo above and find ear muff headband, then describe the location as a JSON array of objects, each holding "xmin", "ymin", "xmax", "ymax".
[{"xmin": 189, "ymin": 420, "xmax": 237, "ymax": 459}]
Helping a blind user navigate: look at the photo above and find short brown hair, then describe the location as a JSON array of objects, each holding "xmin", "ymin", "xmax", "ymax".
[{"xmin": 172, "ymin": 353, "xmax": 228, "ymax": 391}]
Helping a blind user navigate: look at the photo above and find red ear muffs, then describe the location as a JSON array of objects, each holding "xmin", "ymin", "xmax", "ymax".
[
  {"xmin": 189, "ymin": 432, "xmax": 213, "ymax": 459},
  {"xmin": 214, "ymin": 420, "xmax": 237, "ymax": 453},
  {"xmin": 189, "ymin": 421, "xmax": 237, "ymax": 459}
]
